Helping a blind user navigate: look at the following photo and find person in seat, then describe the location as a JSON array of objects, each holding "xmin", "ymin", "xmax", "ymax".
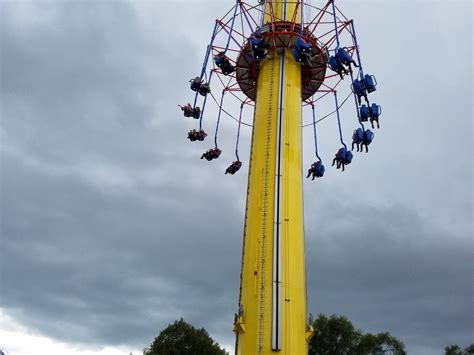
[
  {"xmin": 180, "ymin": 103, "xmax": 193, "ymax": 117},
  {"xmin": 201, "ymin": 147, "xmax": 222, "ymax": 161},
  {"xmin": 187, "ymin": 129, "xmax": 199, "ymax": 141},
  {"xmin": 187, "ymin": 129, "xmax": 207, "ymax": 142},
  {"xmin": 368, "ymin": 103, "xmax": 381, "ymax": 129},
  {"xmin": 190, "ymin": 77, "xmax": 202, "ymax": 92},
  {"xmin": 352, "ymin": 128, "xmax": 364, "ymax": 152},
  {"xmin": 214, "ymin": 52, "xmax": 235, "ymax": 75},
  {"xmin": 306, "ymin": 161, "xmax": 325, "ymax": 180},
  {"xmin": 250, "ymin": 33, "xmax": 269, "ymax": 60},
  {"xmin": 352, "ymin": 79, "xmax": 368, "ymax": 105},
  {"xmin": 225, "ymin": 160, "xmax": 242, "ymax": 175},
  {"xmin": 328, "ymin": 55, "xmax": 349, "ymax": 79},
  {"xmin": 360, "ymin": 129, "xmax": 374, "ymax": 152},
  {"xmin": 293, "ymin": 37, "xmax": 313, "ymax": 65},
  {"xmin": 332, "ymin": 147, "xmax": 353, "ymax": 171},
  {"xmin": 196, "ymin": 129, "xmax": 207, "ymax": 141},
  {"xmin": 336, "ymin": 47, "xmax": 359, "ymax": 70},
  {"xmin": 192, "ymin": 106, "xmax": 201, "ymax": 119},
  {"xmin": 199, "ymin": 83, "xmax": 210, "ymax": 96}
]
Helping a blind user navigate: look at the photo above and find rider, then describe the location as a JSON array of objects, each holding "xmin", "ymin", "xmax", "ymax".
[
  {"xmin": 306, "ymin": 161, "xmax": 325, "ymax": 180},
  {"xmin": 190, "ymin": 77, "xmax": 202, "ymax": 92},
  {"xmin": 180, "ymin": 103, "xmax": 193, "ymax": 117},
  {"xmin": 201, "ymin": 147, "xmax": 222, "ymax": 161},
  {"xmin": 225, "ymin": 160, "xmax": 242, "ymax": 175}
]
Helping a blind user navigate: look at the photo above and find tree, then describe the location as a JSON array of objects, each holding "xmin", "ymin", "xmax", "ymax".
[
  {"xmin": 445, "ymin": 344, "xmax": 474, "ymax": 355},
  {"xmin": 445, "ymin": 345, "xmax": 463, "ymax": 355},
  {"xmin": 309, "ymin": 314, "xmax": 406, "ymax": 355},
  {"xmin": 144, "ymin": 318, "xmax": 228, "ymax": 355}
]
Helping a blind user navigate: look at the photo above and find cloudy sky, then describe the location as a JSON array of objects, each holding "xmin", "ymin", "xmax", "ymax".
[{"xmin": 1, "ymin": 0, "xmax": 472, "ymax": 354}]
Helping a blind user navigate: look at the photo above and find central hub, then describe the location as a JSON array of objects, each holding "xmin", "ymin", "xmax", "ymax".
[{"xmin": 235, "ymin": 21, "xmax": 328, "ymax": 101}]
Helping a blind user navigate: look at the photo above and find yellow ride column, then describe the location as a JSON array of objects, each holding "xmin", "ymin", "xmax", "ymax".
[{"xmin": 234, "ymin": 1, "xmax": 311, "ymax": 354}]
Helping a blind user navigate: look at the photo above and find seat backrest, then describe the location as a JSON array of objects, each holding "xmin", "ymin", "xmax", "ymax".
[
  {"xmin": 352, "ymin": 79, "xmax": 366, "ymax": 94},
  {"xmin": 363, "ymin": 74, "xmax": 376, "ymax": 91},
  {"xmin": 360, "ymin": 105, "xmax": 369, "ymax": 120},
  {"xmin": 295, "ymin": 37, "xmax": 311, "ymax": 51},
  {"xmin": 317, "ymin": 164, "xmax": 325, "ymax": 175},
  {"xmin": 336, "ymin": 48, "xmax": 352, "ymax": 63},
  {"xmin": 353, "ymin": 128, "xmax": 364, "ymax": 141},
  {"xmin": 344, "ymin": 150, "xmax": 353, "ymax": 164},
  {"xmin": 364, "ymin": 129, "xmax": 374, "ymax": 142},
  {"xmin": 370, "ymin": 103, "xmax": 381, "ymax": 117},
  {"xmin": 328, "ymin": 56, "xmax": 340, "ymax": 71},
  {"xmin": 336, "ymin": 147, "xmax": 346, "ymax": 159}
]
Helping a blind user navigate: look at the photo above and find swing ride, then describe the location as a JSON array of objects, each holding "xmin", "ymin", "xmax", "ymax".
[{"xmin": 178, "ymin": 1, "xmax": 381, "ymax": 354}]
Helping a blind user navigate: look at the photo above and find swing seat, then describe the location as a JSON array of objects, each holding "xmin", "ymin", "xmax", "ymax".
[
  {"xmin": 363, "ymin": 74, "xmax": 377, "ymax": 93},
  {"xmin": 328, "ymin": 56, "xmax": 344, "ymax": 73},
  {"xmin": 336, "ymin": 147, "xmax": 347, "ymax": 160},
  {"xmin": 336, "ymin": 48, "xmax": 354, "ymax": 65},
  {"xmin": 190, "ymin": 81, "xmax": 200, "ymax": 92},
  {"xmin": 198, "ymin": 83, "xmax": 210, "ymax": 96},
  {"xmin": 214, "ymin": 56, "xmax": 225, "ymax": 68},
  {"xmin": 292, "ymin": 47, "xmax": 303, "ymax": 62},
  {"xmin": 250, "ymin": 37, "xmax": 266, "ymax": 50},
  {"xmin": 192, "ymin": 108, "xmax": 201, "ymax": 119},
  {"xmin": 295, "ymin": 37, "xmax": 312, "ymax": 53},
  {"xmin": 353, "ymin": 128, "xmax": 364, "ymax": 143},
  {"xmin": 343, "ymin": 150, "xmax": 353, "ymax": 164},
  {"xmin": 221, "ymin": 64, "xmax": 235, "ymax": 75},
  {"xmin": 315, "ymin": 163, "xmax": 325, "ymax": 177},
  {"xmin": 363, "ymin": 129, "xmax": 374, "ymax": 144},
  {"xmin": 352, "ymin": 79, "xmax": 366, "ymax": 95},
  {"xmin": 252, "ymin": 48, "xmax": 267, "ymax": 60},
  {"xmin": 369, "ymin": 103, "xmax": 381, "ymax": 119},
  {"xmin": 360, "ymin": 105, "xmax": 369, "ymax": 121}
]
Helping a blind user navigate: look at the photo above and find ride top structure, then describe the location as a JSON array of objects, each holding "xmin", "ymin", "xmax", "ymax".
[{"xmin": 180, "ymin": 1, "xmax": 381, "ymax": 354}]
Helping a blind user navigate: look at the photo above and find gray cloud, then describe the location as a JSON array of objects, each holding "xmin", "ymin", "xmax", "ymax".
[{"xmin": 1, "ymin": 0, "xmax": 472, "ymax": 354}]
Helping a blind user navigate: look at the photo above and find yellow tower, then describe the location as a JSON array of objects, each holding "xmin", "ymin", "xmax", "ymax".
[{"xmin": 233, "ymin": 2, "xmax": 320, "ymax": 354}]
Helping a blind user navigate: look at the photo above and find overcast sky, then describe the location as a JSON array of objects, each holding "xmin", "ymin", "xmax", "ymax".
[{"xmin": 1, "ymin": 1, "xmax": 472, "ymax": 354}]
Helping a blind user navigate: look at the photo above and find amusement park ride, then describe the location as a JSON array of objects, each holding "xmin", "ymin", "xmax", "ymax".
[{"xmin": 179, "ymin": 1, "xmax": 381, "ymax": 354}]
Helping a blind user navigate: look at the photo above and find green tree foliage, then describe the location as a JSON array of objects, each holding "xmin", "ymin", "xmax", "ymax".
[
  {"xmin": 445, "ymin": 344, "xmax": 474, "ymax": 355},
  {"xmin": 309, "ymin": 314, "xmax": 406, "ymax": 355},
  {"xmin": 144, "ymin": 318, "xmax": 228, "ymax": 355}
]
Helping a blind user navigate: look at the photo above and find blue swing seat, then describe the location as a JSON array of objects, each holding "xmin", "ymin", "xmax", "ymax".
[
  {"xmin": 352, "ymin": 79, "xmax": 366, "ymax": 96},
  {"xmin": 359, "ymin": 105, "xmax": 369, "ymax": 121},
  {"xmin": 363, "ymin": 74, "xmax": 377, "ymax": 93},
  {"xmin": 250, "ymin": 37, "xmax": 265, "ymax": 50},
  {"xmin": 369, "ymin": 103, "xmax": 381, "ymax": 119},
  {"xmin": 328, "ymin": 56, "xmax": 344, "ymax": 73},
  {"xmin": 336, "ymin": 48, "xmax": 354, "ymax": 66},
  {"xmin": 214, "ymin": 56, "xmax": 225, "ymax": 68},
  {"xmin": 353, "ymin": 128, "xmax": 364, "ymax": 143},
  {"xmin": 336, "ymin": 147, "xmax": 346, "ymax": 160},
  {"xmin": 363, "ymin": 129, "xmax": 374, "ymax": 144},
  {"xmin": 295, "ymin": 37, "xmax": 312, "ymax": 53},
  {"xmin": 315, "ymin": 162, "xmax": 325, "ymax": 177},
  {"xmin": 343, "ymin": 150, "xmax": 353, "ymax": 164}
]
